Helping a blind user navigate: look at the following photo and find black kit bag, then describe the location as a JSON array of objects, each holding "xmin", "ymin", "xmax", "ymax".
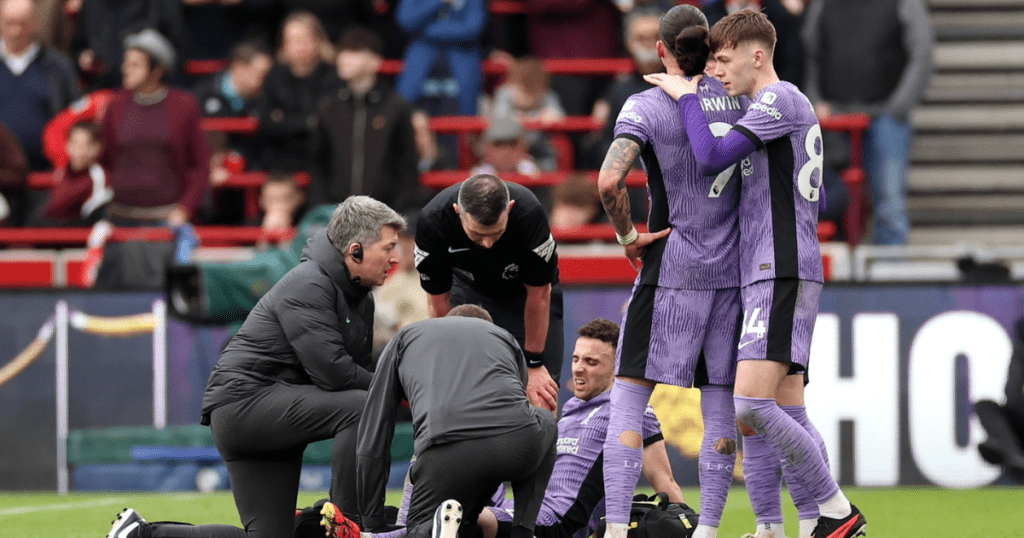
[{"xmin": 596, "ymin": 493, "xmax": 700, "ymax": 538}]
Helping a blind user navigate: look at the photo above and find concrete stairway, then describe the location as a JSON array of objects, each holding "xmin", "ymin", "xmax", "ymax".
[{"xmin": 906, "ymin": 0, "xmax": 1024, "ymax": 244}]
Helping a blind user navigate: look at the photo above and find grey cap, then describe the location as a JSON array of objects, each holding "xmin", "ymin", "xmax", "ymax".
[
  {"xmin": 483, "ymin": 117, "xmax": 525, "ymax": 142},
  {"xmin": 125, "ymin": 29, "xmax": 176, "ymax": 71}
]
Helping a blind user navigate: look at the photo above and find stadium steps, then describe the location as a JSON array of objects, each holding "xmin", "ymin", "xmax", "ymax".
[
  {"xmin": 909, "ymin": 225, "xmax": 1024, "ymax": 245},
  {"xmin": 902, "ymin": 0, "xmax": 1024, "ymax": 244}
]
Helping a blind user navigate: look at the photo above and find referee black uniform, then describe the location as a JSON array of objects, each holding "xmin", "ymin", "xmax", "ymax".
[
  {"xmin": 356, "ymin": 315, "xmax": 557, "ymax": 538},
  {"xmin": 414, "ymin": 182, "xmax": 565, "ymax": 383}
]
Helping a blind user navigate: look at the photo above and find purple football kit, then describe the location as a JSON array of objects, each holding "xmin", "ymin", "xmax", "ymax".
[
  {"xmin": 488, "ymin": 391, "xmax": 662, "ymax": 538},
  {"xmin": 612, "ymin": 76, "xmax": 748, "ymax": 388}
]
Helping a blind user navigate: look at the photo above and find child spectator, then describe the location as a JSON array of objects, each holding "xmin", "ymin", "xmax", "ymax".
[
  {"xmin": 490, "ymin": 56, "xmax": 563, "ymax": 170},
  {"xmin": 549, "ymin": 173, "xmax": 603, "ymax": 230},
  {"xmin": 35, "ymin": 121, "xmax": 110, "ymax": 226},
  {"xmin": 248, "ymin": 171, "xmax": 307, "ymax": 234}
]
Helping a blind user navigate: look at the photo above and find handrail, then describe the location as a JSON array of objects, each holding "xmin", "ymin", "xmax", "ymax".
[
  {"xmin": 27, "ymin": 171, "xmax": 310, "ymax": 190},
  {"xmin": 420, "ymin": 170, "xmax": 648, "ymax": 189},
  {"xmin": 0, "ymin": 226, "xmax": 294, "ymax": 246},
  {"xmin": 185, "ymin": 57, "xmax": 637, "ymax": 78}
]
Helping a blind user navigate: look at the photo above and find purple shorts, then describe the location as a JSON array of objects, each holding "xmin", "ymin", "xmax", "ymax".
[
  {"xmin": 618, "ymin": 285, "xmax": 741, "ymax": 387},
  {"xmin": 737, "ymin": 279, "xmax": 822, "ymax": 373}
]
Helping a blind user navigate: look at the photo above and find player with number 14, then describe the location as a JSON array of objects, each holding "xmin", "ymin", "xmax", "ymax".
[{"xmin": 646, "ymin": 9, "xmax": 866, "ymax": 538}]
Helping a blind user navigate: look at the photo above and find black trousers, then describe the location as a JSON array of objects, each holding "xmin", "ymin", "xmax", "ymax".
[
  {"xmin": 147, "ymin": 383, "xmax": 365, "ymax": 538},
  {"xmin": 405, "ymin": 411, "xmax": 558, "ymax": 538},
  {"xmin": 451, "ymin": 281, "xmax": 565, "ymax": 385}
]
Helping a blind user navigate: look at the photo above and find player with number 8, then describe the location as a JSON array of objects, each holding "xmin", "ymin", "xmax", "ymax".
[{"xmin": 645, "ymin": 9, "xmax": 865, "ymax": 538}]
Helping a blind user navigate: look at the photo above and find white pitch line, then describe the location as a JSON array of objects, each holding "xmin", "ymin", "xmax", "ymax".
[{"xmin": 0, "ymin": 497, "xmax": 124, "ymax": 516}]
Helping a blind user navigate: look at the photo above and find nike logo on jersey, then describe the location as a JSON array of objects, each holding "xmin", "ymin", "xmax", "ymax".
[
  {"xmin": 581, "ymin": 404, "xmax": 603, "ymax": 425},
  {"xmin": 737, "ymin": 339, "xmax": 758, "ymax": 350},
  {"xmin": 448, "ymin": 246, "xmax": 471, "ymax": 254}
]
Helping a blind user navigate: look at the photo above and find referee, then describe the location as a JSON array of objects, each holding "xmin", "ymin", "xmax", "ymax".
[
  {"xmin": 414, "ymin": 174, "xmax": 563, "ymax": 410},
  {"xmin": 105, "ymin": 196, "xmax": 405, "ymax": 538}
]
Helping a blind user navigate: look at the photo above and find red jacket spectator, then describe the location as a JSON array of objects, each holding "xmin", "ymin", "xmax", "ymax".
[{"xmin": 42, "ymin": 89, "xmax": 116, "ymax": 169}]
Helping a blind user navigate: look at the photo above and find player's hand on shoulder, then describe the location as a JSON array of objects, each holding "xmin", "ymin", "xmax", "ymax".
[
  {"xmin": 527, "ymin": 366, "xmax": 558, "ymax": 412},
  {"xmin": 643, "ymin": 74, "xmax": 702, "ymax": 101},
  {"xmin": 623, "ymin": 228, "xmax": 671, "ymax": 271}
]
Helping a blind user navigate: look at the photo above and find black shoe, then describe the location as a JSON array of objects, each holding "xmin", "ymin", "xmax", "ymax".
[
  {"xmin": 107, "ymin": 508, "xmax": 146, "ymax": 538},
  {"xmin": 431, "ymin": 500, "xmax": 462, "ymax": 538},
  {"xmin": 812, "ymin": 504, "xmax": 866, "ymax": 538},
  {"xmin": 979, "ymin": 440, "xmax": 1007, "ymax": 464}
]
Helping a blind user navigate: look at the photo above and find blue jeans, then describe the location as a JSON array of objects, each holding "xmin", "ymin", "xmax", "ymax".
[{"xmin": 863, "ymin": 113, "xmax": 914, "ymax": 245}]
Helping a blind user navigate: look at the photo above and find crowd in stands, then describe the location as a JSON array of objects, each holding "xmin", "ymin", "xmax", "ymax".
[{"xmin": 0, "ymin": 0, "xmax": 933, "ymax": 246}]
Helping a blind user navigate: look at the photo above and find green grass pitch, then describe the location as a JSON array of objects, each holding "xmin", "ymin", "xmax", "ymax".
[{"xmin": 1, "ymin": 487, "xmax": 1022, "ymax": 538}]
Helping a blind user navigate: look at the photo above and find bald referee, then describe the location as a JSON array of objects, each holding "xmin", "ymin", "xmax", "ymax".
[{"xmin": 414, "ymin": 174, "xmax": 562, "ymax": 410}]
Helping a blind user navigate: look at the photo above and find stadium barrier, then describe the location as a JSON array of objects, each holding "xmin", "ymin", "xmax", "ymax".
[{"xmin": 0, "ymin": 300, "xmax": 167, "ymax": 493}]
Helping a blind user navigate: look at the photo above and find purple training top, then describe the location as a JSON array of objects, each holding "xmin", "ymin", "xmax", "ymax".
[
  {"xmin": 613, "ymin": 76, "xmax": 748, "ymax": 290},
  {"xmin": 679, "ymin": 81, "xmax": 825, "ymax": 286}
]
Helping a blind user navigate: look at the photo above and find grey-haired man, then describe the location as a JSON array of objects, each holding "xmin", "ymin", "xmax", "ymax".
[{"xmin": 106, "ymin": 196, "xmax": 405, "ymax": 538}]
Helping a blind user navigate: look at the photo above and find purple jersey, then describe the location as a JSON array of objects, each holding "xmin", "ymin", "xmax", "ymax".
[
  {"xmin": 491, "ymin": 390, "xmax": 661, "ymax": 532},
  {"xmin": 613, "ymin": 77, "xmax": 748, "ymax": 290},
  {"xmin": 732, "ymin": 82, "xmax": 824, "ymax": 285}
]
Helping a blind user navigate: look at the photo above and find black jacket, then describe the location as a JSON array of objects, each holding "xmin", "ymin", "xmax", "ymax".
[
  {"xmin": 257, "ymin": 62, "xmax": 340, "ymax": 171},
  {"xmin": 311, "ymin": 80, "xmax": 423, "ymax": 213},
  {"xmin": 200, "ymin": 229, "xmax": 375, "ymax": 424}
]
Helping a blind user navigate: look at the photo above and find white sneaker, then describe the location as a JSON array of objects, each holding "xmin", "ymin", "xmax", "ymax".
[
  {"xmin": 430, "ymin": 499, "xmax": 463, "ymax": 538},
  {"xmin": 107, "ymin": 508, "xmax": 146, "ymax": 538}
]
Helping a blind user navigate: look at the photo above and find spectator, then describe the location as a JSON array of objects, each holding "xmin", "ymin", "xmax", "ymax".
[
  {"xmin": 411, "ymin": 109, "xmax": 452, "ymax": 173},
  {"xmin": 0, "ymin": 122, "xmax": 29, "ymax": 226},
  {"xmin": 524, "ymin": 0, "xmax": 620, "ymax": 116},
  {"xmin": 311, "ymin": 26, "xmax": 422, "ymax": 213},
  {"xmin": 471, "ymin": 117, "xmax": 541, "ymax": 178},
  {"xmin": 702, "ymin": 0, "xmax": 805, "ymax": 87},
  {"xmin": 279, "ymin": 0, "xmax": 377, "ymax": 43},
  {"xmin": 249, "ymin": 170, "xmax": 307, "ymax": 232},
  {"xmin": 549, "ymin": 173, "xmax": 603, "ymax": 229},
  {"xmin": 181, "ymin": 0, "xmax": 275, "ymax": 62},
  {"xmin": 71, "ymin": 0, "xmax": 184, "ymax": 89},
  {"xmin": 194, "ymin": 41, "xmax": 272, "ymax": 119},
  {"xmin": 200, "ymin": 130, "xmax": 248, "ymax": 225},
  {"xmin": 394, "ymin": 0, "xmax": 487, "ymax": 116},
  {"xmin": 0, "ymin": 0, "xmax": 80, "ymax": 171},
  {"xmin": 34, "ymin": 0, "xmax": 77, "ymax": 54},
  {"xmin": 100, "ymin": 28, "xmax": 210, "ymax": 227},
  {"xmin": 34, "ymin": 120, "xmax": 111, "ymax": 226},
  {"xmin": 42, "ymin": 88, "xmax": 117, "ymax": 169},
  {"xmin": 490, "ymin": 56, "xmax": 564, "ymax": 171},
  {"xmin": 193, "ymin": 40, "xmax": 272, "ymax": 168},
  {"xmin": 258, "ymin": 11, "xmax": 339, "ymax": 171},
  {"xmin": 803, "ymin": 0, "xmax": 934, "ymax": 245}
]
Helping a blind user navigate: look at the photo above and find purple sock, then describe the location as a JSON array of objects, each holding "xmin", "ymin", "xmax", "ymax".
[
  {"xmin": 741, "ymin": 433, "xmax": 784, "ymax": 525},
  {"xmin": 734, "ymin": 396, "xmax": 839, "ymax": 503},
  {"xmin": 781, "ymin": 405, "xmax": 829, "ymax": 521},
  {"xmin": 397, "ymin": 456, "xmax": 415, "ymax": 525},
  {"xmin": 697, "ymin": 386, "xmax": 737, "ymax": 527},
  {"xmin": 603, "ymin": 381, "xmax": 653, "ymax": 524}
]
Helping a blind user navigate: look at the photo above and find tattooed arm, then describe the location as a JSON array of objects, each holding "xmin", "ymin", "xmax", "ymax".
[
  {"xmin": 598, "ymin": 137, "xmax": 671, "ymax": 270},
  {"xmin": 598, "ymin": 137, "xmax": 641, "ymax": 237}
]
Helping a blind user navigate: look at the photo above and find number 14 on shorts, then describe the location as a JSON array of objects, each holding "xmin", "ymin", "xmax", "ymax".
[{"xmin": 738, "ymin": 308, "xmax": 767, "ymax": 349}]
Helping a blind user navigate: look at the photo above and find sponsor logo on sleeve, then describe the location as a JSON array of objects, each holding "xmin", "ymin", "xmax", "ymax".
[
  {"xmin": 414, "ymin": 246, "xmax": 428, "ymax": 267},
  {"xmin": 617, "ymin": 99, "xmax": 643, "ymax": 123}
]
